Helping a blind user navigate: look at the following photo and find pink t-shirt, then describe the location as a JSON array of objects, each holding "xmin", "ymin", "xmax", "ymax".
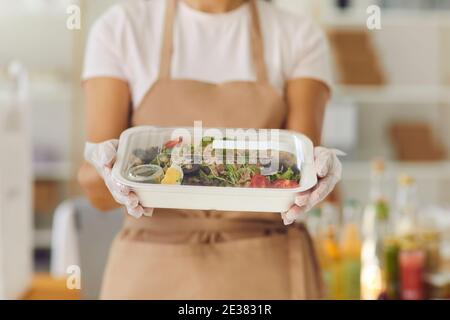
[{"xmin": 83, "ymin": 0, "xmax": 332, "ymax": 107}]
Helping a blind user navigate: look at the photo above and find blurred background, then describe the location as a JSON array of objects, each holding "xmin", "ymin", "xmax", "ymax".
[{"xmin": 1, "ymin": 0, "xmax": 450, "ymax": 300}]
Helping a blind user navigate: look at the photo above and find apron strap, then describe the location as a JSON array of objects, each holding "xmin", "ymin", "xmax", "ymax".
[
  {"xmin": 159, "ymin": 0, "xmax": 177, "ymax": 80},
  {"xmin": 158, "ymin": 0, "xmax": 269, "ymax": 84},
  {"xmin": 159, "ymin": 0, "xmax": 177, "ymax": 79},
  {"xmin": 248, "ymin": 0, "xmax": 268, "ymax": 84}
]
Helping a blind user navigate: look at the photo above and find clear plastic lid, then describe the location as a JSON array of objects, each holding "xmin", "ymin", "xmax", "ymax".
[{"xmin": 114, "ymin": 126, "xmax": 314, "ymax": 190}]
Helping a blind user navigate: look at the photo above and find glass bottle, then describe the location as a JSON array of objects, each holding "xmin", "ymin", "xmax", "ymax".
[
  {"xmin": 415, "ymin": 206, "xmax": 441, "ymax": 276},
  {"xmin": 341, "ymin": 200, "xmax": 362, "ymax": 300},
  {"xmin": 361, "ymin": 159, "xmax": 390, "ymax": 300},
  {"xmin": 383, "ymin": 236, "xmax": 399, "ymax": 299},
  {"xmin": 399, "ymin": 237, "xmax": 426, "ymax": 300},
  {"xmin": 394, "ymin": 174, "xmax": 418, "ymax": 237},
  {"xmin": 317, "ymin": 203, "xmax": 343, "ymax": 300}
]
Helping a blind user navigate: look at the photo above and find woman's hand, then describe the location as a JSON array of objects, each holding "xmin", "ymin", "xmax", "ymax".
[
  {"xmin": 84, "ymin": 140, "xmax": 153, "ymax": 218},
  {"xmin": 281, "ymin": 147, "xmax": 343, "ymax": 225}
]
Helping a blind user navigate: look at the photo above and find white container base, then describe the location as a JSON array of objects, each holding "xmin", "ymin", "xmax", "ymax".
[{"xmin": 113, "ymin": 126, "xmax": 317, "ymax": 213}]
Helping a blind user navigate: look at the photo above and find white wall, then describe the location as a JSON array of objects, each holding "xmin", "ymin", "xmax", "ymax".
[{"xmin": 0, "ymin": 15, "xmax": 73, "ymax": 74}]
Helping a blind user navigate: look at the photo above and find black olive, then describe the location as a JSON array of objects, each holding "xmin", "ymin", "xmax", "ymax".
[
  {"xmin": 200, "ymin": 166, "xmax": 211, "ymax": 175},
  {"xmin": 145, "ymin": 147, "xmax": 160, "ymax": 162},
  {"xmin": 182, "ymin": 164, "xmax": 200, "ymax": 176},
  {"xmin": 133, "ymin": 147, "xmax": 159, "ymax": 163},
  {"xmin": 133, "ymin": 148, "xmax": 146, "ymax": 160},
  {"xmin": 291, "ymin": 165, "xmax": 300, "ymax": 175}
]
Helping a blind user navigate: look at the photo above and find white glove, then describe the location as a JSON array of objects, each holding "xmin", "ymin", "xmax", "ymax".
[
  {"xmin": 281, "ymin": 147, "xmax": 344, "ymax": 225},
  {"xmin": 84, "ymin": 140, "xmax": 153, "ymax": 218}
]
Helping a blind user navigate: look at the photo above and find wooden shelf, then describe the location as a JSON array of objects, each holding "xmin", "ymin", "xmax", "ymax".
[{"xmin": 22, "ymin": 274, "xmax": 80, "ymax": 300}]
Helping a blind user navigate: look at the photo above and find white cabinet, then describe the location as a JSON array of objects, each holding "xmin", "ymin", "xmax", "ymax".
[{"xmin": 0, "ymin": 73, "xmax": 32, "ymax": 299}]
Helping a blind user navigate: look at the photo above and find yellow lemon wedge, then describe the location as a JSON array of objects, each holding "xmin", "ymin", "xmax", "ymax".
[{"xmin": 161, "ymin": 164, "xmax": 183, "ymax": 185}]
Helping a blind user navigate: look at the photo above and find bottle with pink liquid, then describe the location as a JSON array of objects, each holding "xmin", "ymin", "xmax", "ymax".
[{"xmin": 399, "ymin": 238, "xmax": 426, "ymax": 300}]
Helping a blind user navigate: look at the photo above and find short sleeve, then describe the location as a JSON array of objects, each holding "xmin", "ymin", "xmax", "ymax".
[
  {"xmin": 82, "ymin": 6, "xmax": 127, "ymax": 81},
  {"xmin": 286, "ymin": 17, "xmax": 332, "ymax": 92}
]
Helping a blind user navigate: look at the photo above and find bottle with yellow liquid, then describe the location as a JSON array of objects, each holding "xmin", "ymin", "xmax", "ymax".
[
  {"xmin": 318, "ymin": 203, "xmax": 343, "ymax": 300},
  {"xmin": 341, "ymin": 200, "xmax": 362, "ymax": 300}
]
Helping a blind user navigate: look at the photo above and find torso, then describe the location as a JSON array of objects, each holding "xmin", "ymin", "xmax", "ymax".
[
  {"xmin": 132, "ymin": 0, "xmax": 288, "ymax": 128},
  {"xmin": 83, "ymin": 0, "xmax": 330, "ymax": 108},
  {"xmin": 132, "ymin": 0, "xmax": 286, "ymax": 220},
  {"xmin": 98, "ymin": 0, "xmax": 324, "ymax": 300}
]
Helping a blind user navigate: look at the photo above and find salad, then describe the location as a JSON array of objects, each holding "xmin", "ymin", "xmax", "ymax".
[{"xmin": 126, "ymin": 137, "xmax": 301, "ymax": 189}]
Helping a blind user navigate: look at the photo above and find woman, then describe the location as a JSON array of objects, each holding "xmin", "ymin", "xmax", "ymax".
[{"xmin": 79, "ymin": 0, "xmax": 342, "ymax": 299}]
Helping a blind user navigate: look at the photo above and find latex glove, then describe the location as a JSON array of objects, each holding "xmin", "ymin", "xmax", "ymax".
[
  {"xmin": 84, "ymin": 140, "xmax": 153, "ymax": 218},
  {"xmin": 281, "ymin": 147, "xmax": 344, "ymax": 225}
]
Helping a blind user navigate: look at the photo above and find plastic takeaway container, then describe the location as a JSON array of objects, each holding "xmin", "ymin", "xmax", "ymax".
[{"xmin": 112, "ymin": 126, "xmax": 317, "ymax": 213}]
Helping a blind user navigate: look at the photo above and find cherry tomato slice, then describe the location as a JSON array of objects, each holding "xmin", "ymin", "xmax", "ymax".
[
  {"xmin": 250, "ymin": 174, "xmax": 270, "ymax": 188},
  {"xmin": 271, "ymin": 179, "xmax": 299, "ymax": 189},
  {"xmin": 164, "ymin": 137, "xmax": 183, "ymax": 149}
]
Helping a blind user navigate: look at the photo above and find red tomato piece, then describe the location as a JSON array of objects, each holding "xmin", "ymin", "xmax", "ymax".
[
  {"xmin": 250, "ymin": 174, "xmax": 270, "ymax": 188},
  {"xmin": 271, "ymin": 179, "xmax": 299, "ymax": 189},
  {"xmin": 164, "ymin": 137, "xmax": 183, "ymax": 149}
]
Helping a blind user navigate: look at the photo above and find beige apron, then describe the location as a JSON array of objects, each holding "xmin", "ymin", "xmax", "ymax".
[{"xmin": 100, "ymin": 0, "xmax": 323, "ymax": 300}]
